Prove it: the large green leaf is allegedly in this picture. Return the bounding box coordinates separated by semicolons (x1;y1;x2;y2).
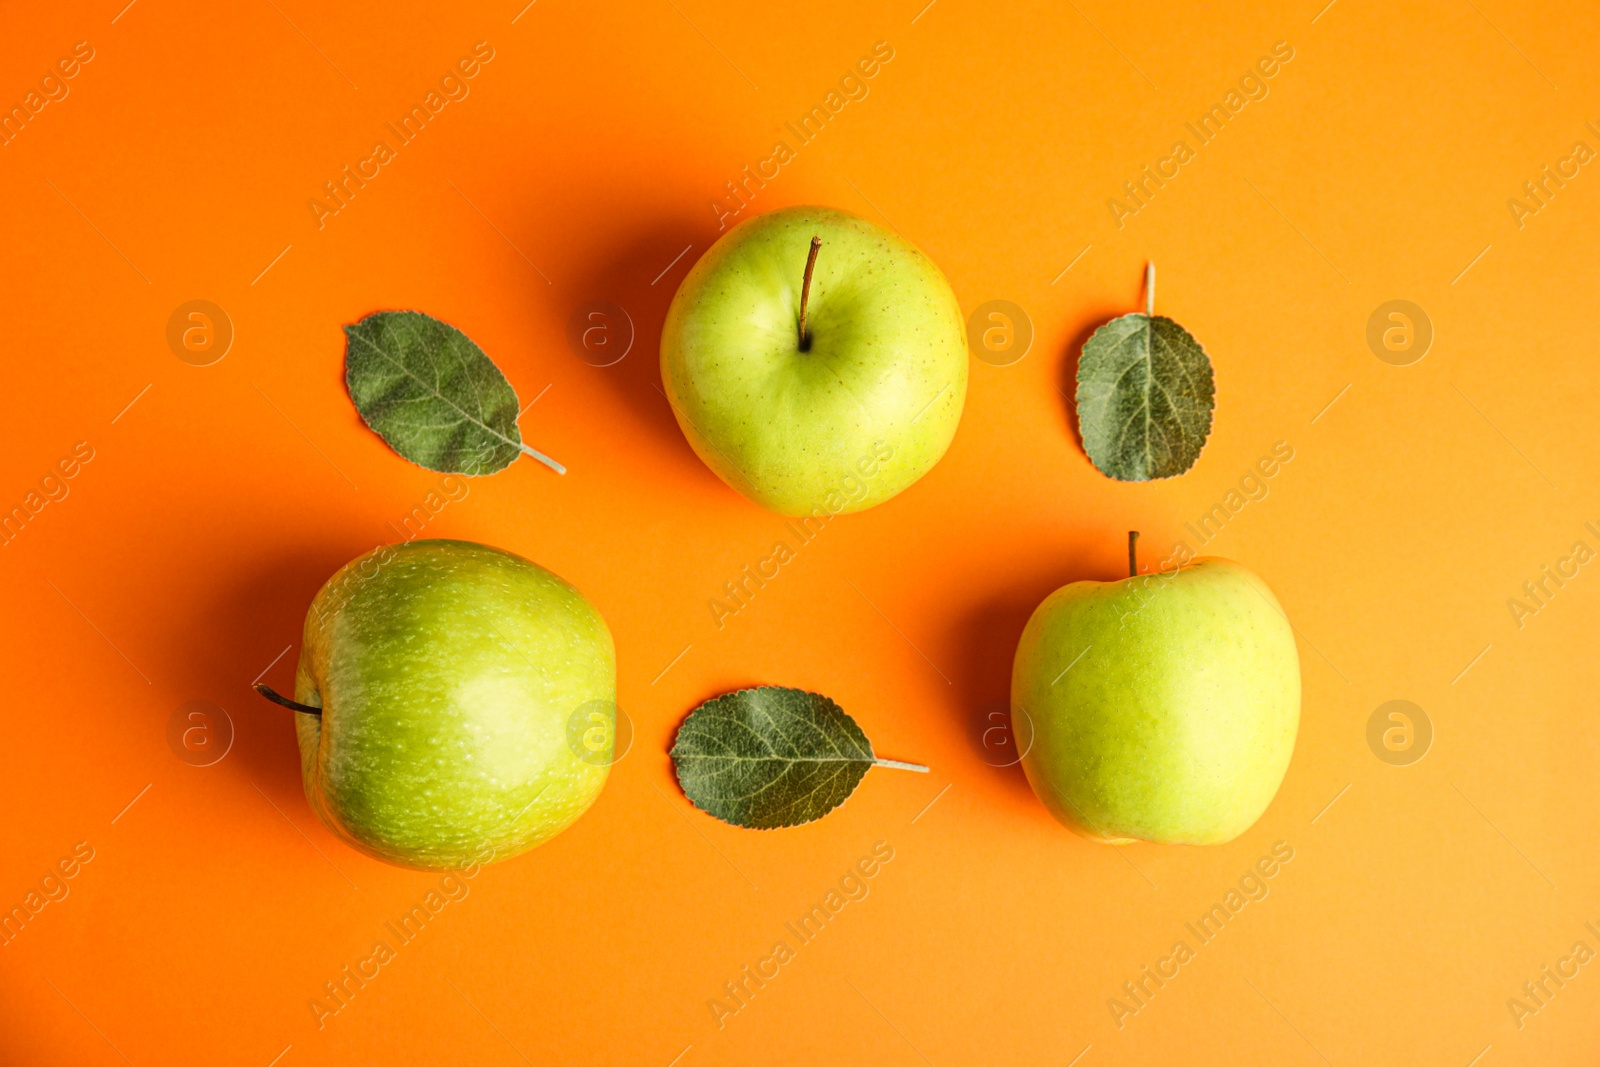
1075;312;1214;481
669;686;926;829
344;310;563;475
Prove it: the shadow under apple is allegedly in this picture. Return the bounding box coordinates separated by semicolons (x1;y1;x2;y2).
557;222;710;465
943;543;1109;809
183;544;366;798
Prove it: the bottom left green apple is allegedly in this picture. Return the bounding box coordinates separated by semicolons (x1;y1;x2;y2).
266;539;616;871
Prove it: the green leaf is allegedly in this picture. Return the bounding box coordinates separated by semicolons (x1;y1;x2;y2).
1075;312;1214;481
344;310;564;476
669;686;927;829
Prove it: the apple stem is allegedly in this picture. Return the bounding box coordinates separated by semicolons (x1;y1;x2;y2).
873;757;930;773
798;235;822;352
254;683;322;717
1128;530;1139;577
1145;261;1155;316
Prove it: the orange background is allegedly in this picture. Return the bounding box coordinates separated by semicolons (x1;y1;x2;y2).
2;0;1598;1063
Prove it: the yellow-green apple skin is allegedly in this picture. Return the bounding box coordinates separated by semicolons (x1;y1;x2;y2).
660;205;967;516
290;539;615;870
1013;558;1300;845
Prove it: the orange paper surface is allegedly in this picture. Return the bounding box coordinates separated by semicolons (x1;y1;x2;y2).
1;1;1597;1064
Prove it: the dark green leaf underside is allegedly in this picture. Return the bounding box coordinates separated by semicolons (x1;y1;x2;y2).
1076;313;1215;481
670;686;876;829
344;310;526;476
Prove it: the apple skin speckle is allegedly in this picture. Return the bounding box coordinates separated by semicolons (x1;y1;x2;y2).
661;205;967;516
1013;558;1301;846
293;539;615;871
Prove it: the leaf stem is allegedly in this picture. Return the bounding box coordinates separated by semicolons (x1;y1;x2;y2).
517;442;567;475
254;683;322;717
798;235;821;352
1128;530;1139;577
873;757;930;773
1145;261;1155;316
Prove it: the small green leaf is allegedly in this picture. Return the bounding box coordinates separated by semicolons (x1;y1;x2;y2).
1076;312;1214;481
669;686;927;829
344;310;564;476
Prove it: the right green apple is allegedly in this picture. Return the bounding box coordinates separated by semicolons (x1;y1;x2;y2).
1012;554;1300;845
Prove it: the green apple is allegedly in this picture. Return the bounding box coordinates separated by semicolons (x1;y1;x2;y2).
661;205;967;516
271;539;615;871
1012;547;1299;845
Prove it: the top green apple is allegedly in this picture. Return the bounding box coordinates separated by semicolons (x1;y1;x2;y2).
661;205;967;516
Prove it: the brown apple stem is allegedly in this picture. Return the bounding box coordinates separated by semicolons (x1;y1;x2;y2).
797;235;821;352
254;683;322;717
1128;530;1139;577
